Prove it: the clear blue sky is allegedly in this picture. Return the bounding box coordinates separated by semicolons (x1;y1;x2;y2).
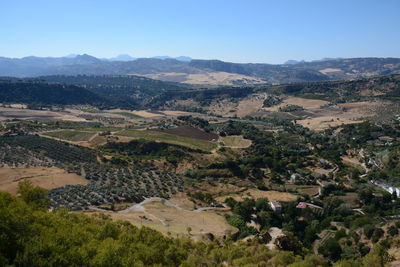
1;0;399;63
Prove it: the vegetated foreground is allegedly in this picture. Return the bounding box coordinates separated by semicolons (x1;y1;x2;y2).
1;73;400;265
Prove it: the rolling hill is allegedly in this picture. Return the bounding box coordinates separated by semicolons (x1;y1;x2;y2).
0;55;399;85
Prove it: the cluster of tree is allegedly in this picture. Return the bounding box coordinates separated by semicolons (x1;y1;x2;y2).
266;74;400;102
177;115;210;130
0;80;115;108
212;121;314;181
49;164;184;210
147;86;255;108
262;95;283;108
278;104;304;112
187;191;215;205
4;120;102;133
0;134;97;164
0;134;184;209
100;139;194;165
223;195;400;263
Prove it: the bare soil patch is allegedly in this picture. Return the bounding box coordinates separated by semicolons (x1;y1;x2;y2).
0;167;88;194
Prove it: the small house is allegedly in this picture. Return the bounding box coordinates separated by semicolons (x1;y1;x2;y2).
269;201;282;213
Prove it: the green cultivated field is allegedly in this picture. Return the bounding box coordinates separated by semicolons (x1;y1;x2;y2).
43;130;95;142
116;129;217;152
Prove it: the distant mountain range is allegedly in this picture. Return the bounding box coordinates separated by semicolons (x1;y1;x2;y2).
0;54;399;85
103;55;192;62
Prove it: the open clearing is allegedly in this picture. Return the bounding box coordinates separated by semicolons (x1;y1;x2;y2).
285;184;320;196
319;68;342;74
215;188;297;202
43;130;96;142
337;193;360;208
297;100;384;131
141;71;265;86
236;95;265;117
264;97;330;111
341;155;364;169
90;201;237;239
116;129;217;152
297;116;363;131
0;167;88;194
220;135;252;148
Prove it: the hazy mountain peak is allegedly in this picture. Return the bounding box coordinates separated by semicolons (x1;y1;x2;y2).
72;54;101;64
175;56;192;62
152;56;192;61
108;54;136;61
284;59;305;65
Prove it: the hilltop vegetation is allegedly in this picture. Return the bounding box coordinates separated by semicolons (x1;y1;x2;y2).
0;80;108;107
0;75;189;109
267;74;400;102
40;74;188;98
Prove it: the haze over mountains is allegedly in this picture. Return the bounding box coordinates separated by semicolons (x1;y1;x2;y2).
0;54;399;86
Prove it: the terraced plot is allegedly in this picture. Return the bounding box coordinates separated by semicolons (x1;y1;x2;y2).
116;129;217;152
220;135;252;148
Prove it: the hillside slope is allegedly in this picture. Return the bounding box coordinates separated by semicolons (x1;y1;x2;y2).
0;80;108;106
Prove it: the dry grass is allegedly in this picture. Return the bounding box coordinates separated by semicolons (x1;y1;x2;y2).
285;184;320;196
208;99;238;117
0;167;88;194
43;130;96;142
0;107;85;122
116;129;217;152
297;116;363;131
161;110;192;116
215;188;297;203
337;193;360;208
220;135;252;148
341;156;363;168
308;167;336;176
319;68;342;74
389;247;400;267
88;135;107;146
236;95;265;117
141;72;265;86
107;109;161;118
264;97;330;111
90;201;237;240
